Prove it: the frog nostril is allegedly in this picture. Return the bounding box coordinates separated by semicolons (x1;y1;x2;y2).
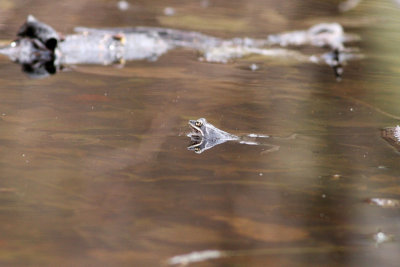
45;38;58;51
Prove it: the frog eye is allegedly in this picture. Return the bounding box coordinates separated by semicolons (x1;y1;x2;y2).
195;121;203;127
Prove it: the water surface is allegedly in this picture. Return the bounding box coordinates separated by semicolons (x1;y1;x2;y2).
0;0;400;266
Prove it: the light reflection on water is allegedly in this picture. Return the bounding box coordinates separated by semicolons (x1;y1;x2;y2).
0;0;400;266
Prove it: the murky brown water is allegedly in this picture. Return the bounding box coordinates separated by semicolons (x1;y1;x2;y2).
1;0;400;266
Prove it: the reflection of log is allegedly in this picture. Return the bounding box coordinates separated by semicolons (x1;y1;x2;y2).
381;127;400;152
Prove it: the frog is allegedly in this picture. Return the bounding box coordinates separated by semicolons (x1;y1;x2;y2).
187;118;279;154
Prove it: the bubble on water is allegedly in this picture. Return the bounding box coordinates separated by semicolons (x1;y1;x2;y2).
164;7;176;16
117;0;129;11
339;0;362;12
250;63;259;71
373;230;394;247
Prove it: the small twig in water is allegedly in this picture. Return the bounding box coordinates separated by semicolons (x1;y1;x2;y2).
165;246;358;266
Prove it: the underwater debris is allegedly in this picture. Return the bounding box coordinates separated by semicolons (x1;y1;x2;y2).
0;16;362;79
367;198;400;208
381;126;400;151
